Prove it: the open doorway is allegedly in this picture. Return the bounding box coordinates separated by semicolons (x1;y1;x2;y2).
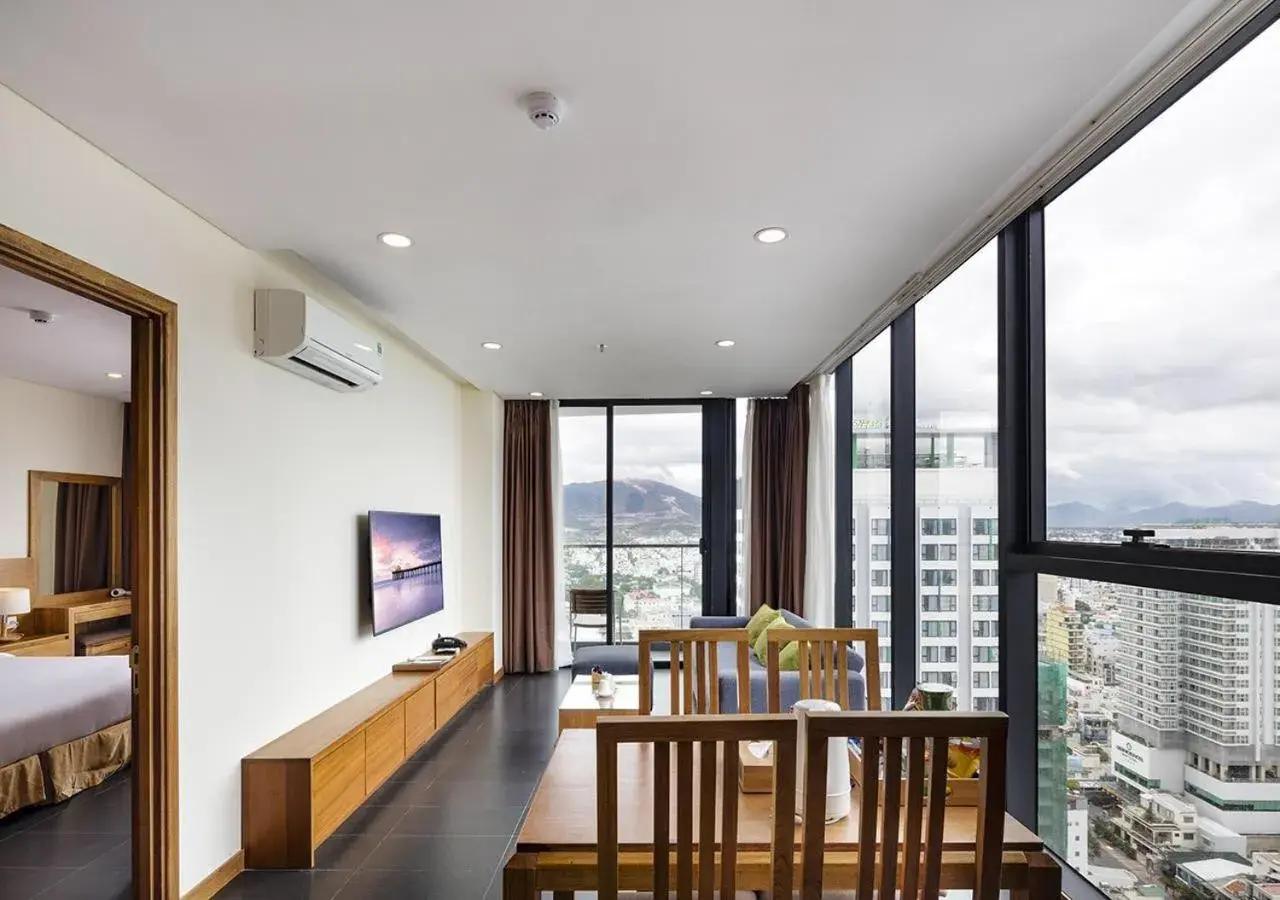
0;225;177;899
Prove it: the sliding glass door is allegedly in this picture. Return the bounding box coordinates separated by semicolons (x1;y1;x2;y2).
611;406;703;640
560;400;734;645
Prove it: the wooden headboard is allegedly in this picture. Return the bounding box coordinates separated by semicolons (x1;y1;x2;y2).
0;557;35;593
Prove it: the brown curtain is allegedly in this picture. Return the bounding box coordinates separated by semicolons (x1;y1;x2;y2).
121;402;134;592
54;484;110;594
502;400;556;673
748;384;810;615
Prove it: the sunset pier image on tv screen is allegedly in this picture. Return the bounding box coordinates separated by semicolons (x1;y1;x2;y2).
369;511;444;635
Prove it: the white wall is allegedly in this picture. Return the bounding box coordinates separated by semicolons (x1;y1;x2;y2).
460;388;504;664
0;376;124;558
0;83;502;891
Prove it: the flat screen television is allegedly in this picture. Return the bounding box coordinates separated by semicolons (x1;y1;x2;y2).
368;510;445;635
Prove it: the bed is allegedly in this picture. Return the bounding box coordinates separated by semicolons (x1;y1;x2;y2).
0;653;133;818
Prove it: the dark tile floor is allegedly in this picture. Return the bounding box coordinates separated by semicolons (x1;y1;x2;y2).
0;669;578;900
218;668;573;900
0;769;132;900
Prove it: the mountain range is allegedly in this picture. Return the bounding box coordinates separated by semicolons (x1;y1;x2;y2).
563;479;701;534
564;479;1280;531
1047;500;1280;528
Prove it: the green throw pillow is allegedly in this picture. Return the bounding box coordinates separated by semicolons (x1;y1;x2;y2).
755;617;798;667
745;603;780;647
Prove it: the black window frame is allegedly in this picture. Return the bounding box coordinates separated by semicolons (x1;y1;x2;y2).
558;398;737;642
832;7;1280;897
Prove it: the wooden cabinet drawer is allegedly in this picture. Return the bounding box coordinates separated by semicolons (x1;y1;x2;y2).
436;656;478;726
312;732;365;844
7;635;72;657
82;634;132;656
404;682;436;753
364;704;405;792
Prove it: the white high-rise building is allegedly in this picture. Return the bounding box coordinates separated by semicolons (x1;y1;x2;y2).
1113;527;1280;843
850;425;998;711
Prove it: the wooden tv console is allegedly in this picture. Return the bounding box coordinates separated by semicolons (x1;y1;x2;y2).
241;631;495;868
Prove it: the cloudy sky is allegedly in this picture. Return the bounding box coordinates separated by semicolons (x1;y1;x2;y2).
560;406;705;496
560;21;1280;513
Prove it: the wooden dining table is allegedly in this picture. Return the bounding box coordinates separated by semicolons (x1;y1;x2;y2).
503;729;1062;898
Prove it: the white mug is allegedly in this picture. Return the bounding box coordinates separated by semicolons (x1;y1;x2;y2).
595;673;615;698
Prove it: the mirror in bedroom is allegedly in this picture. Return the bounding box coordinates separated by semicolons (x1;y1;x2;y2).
31;470;123;599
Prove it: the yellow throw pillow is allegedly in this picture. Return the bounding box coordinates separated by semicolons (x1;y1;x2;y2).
745;603;780;647
755;617;797;666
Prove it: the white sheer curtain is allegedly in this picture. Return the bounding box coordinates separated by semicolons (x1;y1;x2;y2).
803;375;836;626
550;401;572;668
738;400;755;615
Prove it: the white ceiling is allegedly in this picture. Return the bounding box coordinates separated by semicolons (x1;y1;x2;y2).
0;267;131;401
0;1;1213;398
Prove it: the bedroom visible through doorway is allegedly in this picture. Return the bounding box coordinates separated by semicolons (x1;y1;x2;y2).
0;224;178;900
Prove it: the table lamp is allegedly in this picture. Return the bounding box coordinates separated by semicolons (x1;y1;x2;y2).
0;587;31;642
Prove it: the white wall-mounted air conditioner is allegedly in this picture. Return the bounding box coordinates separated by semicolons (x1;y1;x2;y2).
253;289;384;392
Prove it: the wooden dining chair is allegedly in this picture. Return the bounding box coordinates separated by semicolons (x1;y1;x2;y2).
797;710;1009;900
595;713;799;899
638;629;752;715
765;627;883;712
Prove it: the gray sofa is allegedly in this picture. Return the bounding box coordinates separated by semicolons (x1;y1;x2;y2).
690;611;867;713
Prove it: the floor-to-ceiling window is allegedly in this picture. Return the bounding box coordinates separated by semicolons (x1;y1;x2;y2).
916;242;999;712
560;406;608;646
848;331;893;709
559;400;734;644
831;11;1280;898
611;406;703;639
1028;12;1280;896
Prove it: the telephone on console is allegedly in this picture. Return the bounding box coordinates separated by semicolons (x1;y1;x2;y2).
431;634;468;655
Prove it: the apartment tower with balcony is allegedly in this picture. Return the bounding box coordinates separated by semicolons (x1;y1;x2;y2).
851;424;999;711
1112;527;1280;845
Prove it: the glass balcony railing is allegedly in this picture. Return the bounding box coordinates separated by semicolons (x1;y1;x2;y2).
564;542;703;644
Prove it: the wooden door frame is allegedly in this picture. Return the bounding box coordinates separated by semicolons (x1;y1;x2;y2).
0;223;179;899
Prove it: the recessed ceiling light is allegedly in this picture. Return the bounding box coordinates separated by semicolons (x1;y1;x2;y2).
529;391;544;398
700;390;714;396
754;227;788;244
378;232;413;248
105;372;124;379
481;341;502;351
715;339;736;348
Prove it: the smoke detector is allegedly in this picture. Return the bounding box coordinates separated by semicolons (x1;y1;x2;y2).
28;309;55;325
520;91;566;131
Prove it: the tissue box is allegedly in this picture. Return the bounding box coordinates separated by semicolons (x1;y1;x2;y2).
848;743;979;807
737;741;774;793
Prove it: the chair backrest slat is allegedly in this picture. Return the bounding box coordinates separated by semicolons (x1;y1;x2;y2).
653;741;671;897
736;641;751;714
879;736;904;899
639;629;753;715
720;742;739;897
799;729;828;900
596;714;798;900
900;736;927;900
837;645;851;712
857;735;880;900
766;627;883;712
698;741;717;898
771;731;798;898
597;723;620;898
974;726;1008;900
676;739;694;898
922;735;951;900
797;711;1009;900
